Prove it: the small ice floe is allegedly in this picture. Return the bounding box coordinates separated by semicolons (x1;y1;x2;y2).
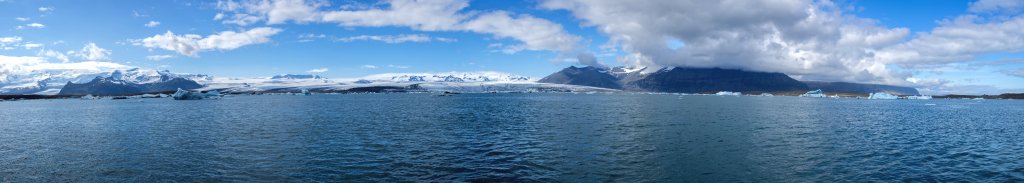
172;88;222;100
715;91;741;96
81;94;101;100
800;89;826;98
760;93;774;96
868;92;898;100
907;95;932;100
925;103;937;106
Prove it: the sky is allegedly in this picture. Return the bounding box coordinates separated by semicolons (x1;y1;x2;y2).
1;0;1024;95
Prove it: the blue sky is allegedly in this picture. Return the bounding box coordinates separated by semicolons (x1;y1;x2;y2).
2;0;1024;94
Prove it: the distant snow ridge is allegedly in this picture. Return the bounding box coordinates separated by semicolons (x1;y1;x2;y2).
269;74;323;79
363;72;531;83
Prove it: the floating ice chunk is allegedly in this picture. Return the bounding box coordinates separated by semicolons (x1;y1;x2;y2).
715;91;741;96
907;95;932;100
81;94;101;100
173;88;220;100
868;92;898;100
800;89;826;98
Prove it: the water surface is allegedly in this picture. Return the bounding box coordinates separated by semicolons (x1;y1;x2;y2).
1;94;1023;182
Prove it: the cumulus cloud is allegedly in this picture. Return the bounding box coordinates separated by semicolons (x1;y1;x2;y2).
214;0;580;53
15;17;29;21
540;0;1024;90
76;43;111;60
542;0;913;84
306;67;328;73
146;55;174;61
575;52;604;68
361;65;377;69
131;27;283;56
336;34;454;44
144;21;161;27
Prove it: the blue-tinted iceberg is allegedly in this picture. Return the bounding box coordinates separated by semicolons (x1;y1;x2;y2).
868;92;898;100
800;89;826;98
172;88;221;100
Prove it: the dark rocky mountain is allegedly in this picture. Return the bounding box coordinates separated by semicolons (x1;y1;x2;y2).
539;66;808;93
538;66;622;89
623;67;809;93
57;77;203;96
803;81;920;96
539;66;922;95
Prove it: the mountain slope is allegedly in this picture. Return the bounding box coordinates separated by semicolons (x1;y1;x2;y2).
539;66;809;93
624;67;809;93
538;66;621;89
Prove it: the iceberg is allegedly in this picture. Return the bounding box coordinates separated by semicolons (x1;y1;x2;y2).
868;92;898;100
800;89;826;98
715;91;741;96
172;88;221;100
81;94;101;100
301;89;311;96
759;93;774;96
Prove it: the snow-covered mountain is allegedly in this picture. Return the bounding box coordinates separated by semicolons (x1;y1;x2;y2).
201;71;611;93
0;67;210;95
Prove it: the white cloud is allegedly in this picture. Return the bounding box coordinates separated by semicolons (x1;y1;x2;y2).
76;43;111;60
22;43;43;50
387;64;409;69
36;49;69;62
361;65;377;69
17;23;46;29
14;17;29;21
131;27;283;56
336;34;453;44
146;55;174;61
38;7;54;13
214;0;579;53
1004;68;1024;78
144;21;161;27
969;0;1024;13
542;0;915;84
306;67;328;73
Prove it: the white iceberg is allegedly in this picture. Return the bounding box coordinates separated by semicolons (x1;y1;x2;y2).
800;89;826;98
301;89;311;96
81;94;101;100
868;92;898;100
715;91;741;96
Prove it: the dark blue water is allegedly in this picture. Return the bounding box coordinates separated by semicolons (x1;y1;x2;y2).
1;94;1023;182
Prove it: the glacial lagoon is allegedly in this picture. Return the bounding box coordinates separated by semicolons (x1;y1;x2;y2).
1;93;1023;182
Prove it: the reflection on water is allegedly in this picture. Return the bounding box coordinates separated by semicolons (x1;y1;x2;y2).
1;94;1023;181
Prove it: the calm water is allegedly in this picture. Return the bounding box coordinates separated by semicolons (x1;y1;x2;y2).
1;94;1023;182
